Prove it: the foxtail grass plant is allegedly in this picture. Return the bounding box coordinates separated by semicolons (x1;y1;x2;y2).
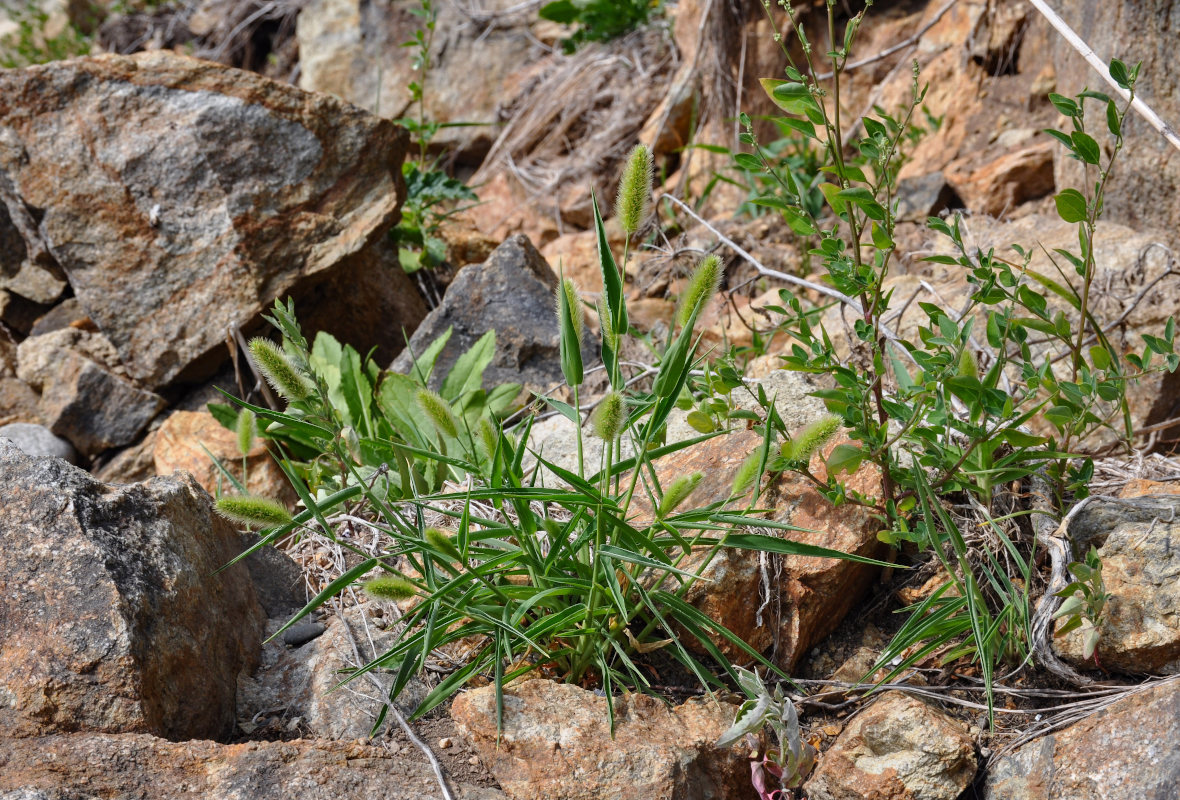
214;157;893;733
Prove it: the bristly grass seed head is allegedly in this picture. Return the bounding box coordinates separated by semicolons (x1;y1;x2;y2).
249;337;313;402
363;574;418;602
216;494;293;528
424;527;463;562
417;389;458;439
591;391;626;441
731;451;762;498
658;471;704;518
236;408;257;457
478;417;499;462
616;144;653;236
598;298;619;354
676;254;722;329
782;415;841;464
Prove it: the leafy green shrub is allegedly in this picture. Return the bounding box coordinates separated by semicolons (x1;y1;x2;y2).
711;1;1177;752
539;0;660;53
394;163;478;273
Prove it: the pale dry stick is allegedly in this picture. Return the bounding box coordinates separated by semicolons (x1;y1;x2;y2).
658;192;920;367
335;614;457;800
1029;0;1180;154
992;674;1180;760
814;0;961;81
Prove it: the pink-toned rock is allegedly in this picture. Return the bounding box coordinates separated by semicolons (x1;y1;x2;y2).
805;692;977;800
451;678;752;800
643;428;886;670
945;140;1055;217
154;409;294;506
0;733;506;800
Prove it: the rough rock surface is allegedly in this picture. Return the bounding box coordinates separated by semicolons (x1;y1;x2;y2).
643;426;884;671
0;50;420;389
37;349;166;455
153;409;294;506
0;421;76;463
1053;495;1180;673
804;692;977;800
451;678;752;800
391;234;594;393
297;0;536;160
944;140;1055;217
983;678;1180;800
0;441;264;741
0;733;506;800
238;606;431;741
1052;1;1180;234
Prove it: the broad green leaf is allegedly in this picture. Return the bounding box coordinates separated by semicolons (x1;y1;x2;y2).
1070;131;1101;165
409;326;452;386
1054;189;1088;223
1109;58;1130;90
441;330;496;403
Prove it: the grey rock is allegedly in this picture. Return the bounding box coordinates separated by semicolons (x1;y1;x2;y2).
391;234;595;393
16;326;127;391
0;441;265;741
28;297;85;337
894;173;962;222
0;421;77;463
281;622;327;648
244;538;308;619
1053;495;1180;673
0;51;423;390
38;349;166;456
983;678;1180;800
238;606;431;742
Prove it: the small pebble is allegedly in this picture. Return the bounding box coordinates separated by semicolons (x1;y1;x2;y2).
469;756;480;766
438;737;453;749
282;621;327;648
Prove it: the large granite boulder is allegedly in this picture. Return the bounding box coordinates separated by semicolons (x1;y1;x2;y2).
0;50;424;390
0;440;265;741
